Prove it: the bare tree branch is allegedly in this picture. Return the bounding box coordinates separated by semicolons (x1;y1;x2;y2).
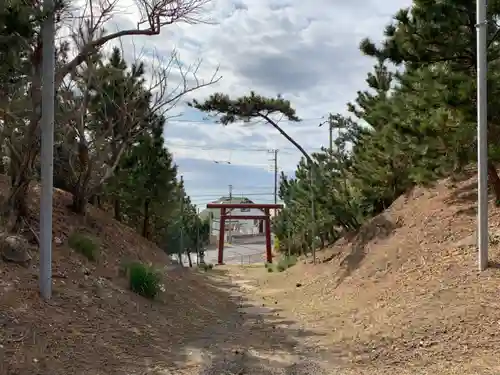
57;0;213;85
146;48;222;116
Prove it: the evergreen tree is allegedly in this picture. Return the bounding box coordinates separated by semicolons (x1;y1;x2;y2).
360;0;500;200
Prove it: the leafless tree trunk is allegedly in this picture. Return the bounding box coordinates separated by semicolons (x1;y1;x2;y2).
142;199;151;238
186;250;193;267
3;0;217;226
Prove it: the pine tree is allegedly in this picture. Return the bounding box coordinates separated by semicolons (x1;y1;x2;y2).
360;0;500;201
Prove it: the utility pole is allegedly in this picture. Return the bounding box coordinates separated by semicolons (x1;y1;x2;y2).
267;149;279;251
328;121;333;153
208;211;213;249
179;176;184;266
319;116;333;154
40;0;56;300
228;184;232;244
477;0;488;271
267;149;279;204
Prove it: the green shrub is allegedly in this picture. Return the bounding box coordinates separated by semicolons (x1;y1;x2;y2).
276;263;286;272
284;255;298;267
119;259;133;277
198;263;214;271
128;262;161;299
68;232;99;261
267;266;274;273
276;255;298;272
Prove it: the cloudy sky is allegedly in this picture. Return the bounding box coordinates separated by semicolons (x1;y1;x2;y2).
110;0;412;208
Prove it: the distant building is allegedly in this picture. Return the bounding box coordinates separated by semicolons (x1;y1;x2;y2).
199;196;269;244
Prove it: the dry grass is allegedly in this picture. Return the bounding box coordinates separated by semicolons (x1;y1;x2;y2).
5;170;500;374
0;175;329;374
0;175;232;374
225;171;500;374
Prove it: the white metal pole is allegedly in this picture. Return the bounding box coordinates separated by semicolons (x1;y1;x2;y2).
40;0;55;300
477;0;488;271
180;176;184;265
196;207;200;265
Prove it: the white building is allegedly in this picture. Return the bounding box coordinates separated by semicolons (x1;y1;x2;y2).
200;196;270;244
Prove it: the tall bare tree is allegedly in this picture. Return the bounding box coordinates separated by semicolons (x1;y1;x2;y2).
1;0;216;229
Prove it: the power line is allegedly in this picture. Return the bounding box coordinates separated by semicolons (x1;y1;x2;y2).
195;185;275;190
167;116;326;124
165;143;323;154
189;192;274;198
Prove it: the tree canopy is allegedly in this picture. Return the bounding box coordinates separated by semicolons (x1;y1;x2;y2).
191;0;499;256
0;0;213;262
2;0;498;263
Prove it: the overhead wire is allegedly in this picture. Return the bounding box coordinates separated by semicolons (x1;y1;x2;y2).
169;116;322;204
166;116;326;124
191;195;277;200
195;185;275;190
164;116;327;154
164;143;323;153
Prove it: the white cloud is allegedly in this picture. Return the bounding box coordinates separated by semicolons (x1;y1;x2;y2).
111;0;412;163
68;0;414;199
163;119;324;172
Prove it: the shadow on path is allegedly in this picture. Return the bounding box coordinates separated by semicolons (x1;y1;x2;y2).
188;267;331;374
1;263;328;375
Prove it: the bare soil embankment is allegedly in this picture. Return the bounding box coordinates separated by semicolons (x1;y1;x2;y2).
0;176;327;374
227;172;500;374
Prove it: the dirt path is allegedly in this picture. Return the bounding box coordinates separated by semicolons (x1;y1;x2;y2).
189;266;496;375
188;268;331;375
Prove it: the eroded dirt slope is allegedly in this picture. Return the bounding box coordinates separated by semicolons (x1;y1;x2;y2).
0;176;225;374
228;172;500;374
0;176;334;375
5;171;500;374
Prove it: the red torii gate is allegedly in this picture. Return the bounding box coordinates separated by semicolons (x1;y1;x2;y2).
206;203;283;264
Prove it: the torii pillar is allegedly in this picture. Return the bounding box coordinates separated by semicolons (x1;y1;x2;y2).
206;203;283;265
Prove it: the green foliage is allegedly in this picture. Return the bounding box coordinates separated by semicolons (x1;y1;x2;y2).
128;262;161;299
68;232;99;261
189;91;300;125
190;0;500;256
190;91;310;160
198;263;214;272
6;0;500;280
52;47;207;260
278;255;297;270
263;256;296;273
118;259;133;277
265;262;274;273
0;1;216;241
276;263;286;272
273;255;297;272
